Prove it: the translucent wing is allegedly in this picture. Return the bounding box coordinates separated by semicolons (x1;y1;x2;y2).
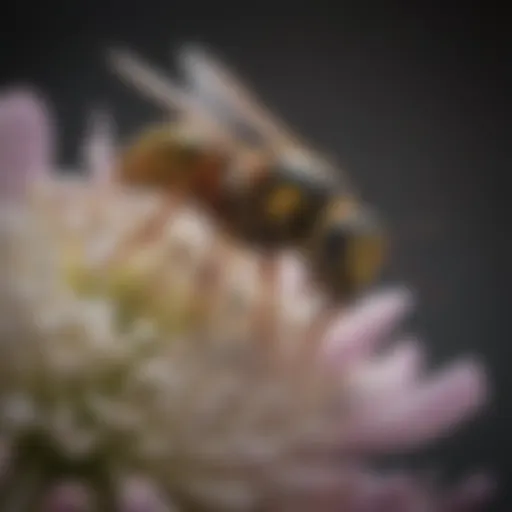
107;47;240;150
178;44;351;190
178;44;306;150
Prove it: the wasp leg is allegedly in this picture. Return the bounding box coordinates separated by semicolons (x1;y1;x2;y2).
107;193;184;266
254;252;281;349
300;300;342;366
189;234;232;339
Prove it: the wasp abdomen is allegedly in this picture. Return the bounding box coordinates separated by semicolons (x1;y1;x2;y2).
310;201;386;301
228;161;331;250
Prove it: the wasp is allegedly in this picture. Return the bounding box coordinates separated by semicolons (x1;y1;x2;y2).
107;45;386;306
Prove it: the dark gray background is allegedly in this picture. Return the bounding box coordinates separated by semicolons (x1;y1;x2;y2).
1;2;509;509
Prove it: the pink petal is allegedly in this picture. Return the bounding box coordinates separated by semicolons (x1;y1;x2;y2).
344;358;489;454
374;339;425;390
41;481;94;512
353;474;424;512
442;472;496;511
267;468;366;512
322;288;413;366
0;87;55;200
118;476;177;512
348;339;425;405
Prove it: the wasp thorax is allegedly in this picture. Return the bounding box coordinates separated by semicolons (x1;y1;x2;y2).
117;124;226;196
175;123;217;148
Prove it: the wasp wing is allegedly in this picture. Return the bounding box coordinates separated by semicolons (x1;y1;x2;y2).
107;47;241;150
177;44;352;190
176;44;276;149
178;44;304;149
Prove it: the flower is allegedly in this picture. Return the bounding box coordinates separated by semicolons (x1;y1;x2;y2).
0;87;495;511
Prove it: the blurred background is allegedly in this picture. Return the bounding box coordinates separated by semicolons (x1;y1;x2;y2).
0;2;508;509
